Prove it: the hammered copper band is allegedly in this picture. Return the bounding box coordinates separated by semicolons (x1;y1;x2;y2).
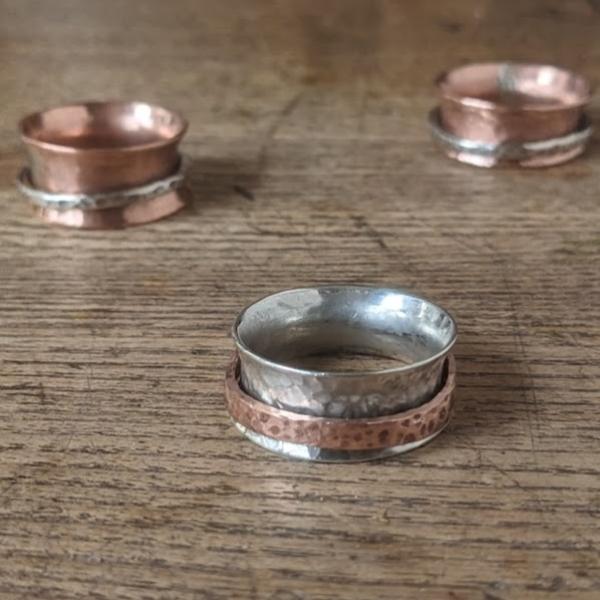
225;354;456;451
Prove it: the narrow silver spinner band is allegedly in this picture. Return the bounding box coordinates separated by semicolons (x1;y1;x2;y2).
16;163;185;211
428;108;592;162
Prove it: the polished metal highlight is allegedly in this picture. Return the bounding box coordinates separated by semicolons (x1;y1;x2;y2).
232;286;457;419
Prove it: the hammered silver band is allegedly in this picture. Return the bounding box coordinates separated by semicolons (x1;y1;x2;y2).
16;163;185;211
232;286;457;419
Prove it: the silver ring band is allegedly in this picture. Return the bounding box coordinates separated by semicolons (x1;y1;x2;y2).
232;286;457;419
16;162;185;211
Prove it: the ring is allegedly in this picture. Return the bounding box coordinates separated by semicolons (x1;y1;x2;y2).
18;100;188;228
431;62;591;167
227;285;457;461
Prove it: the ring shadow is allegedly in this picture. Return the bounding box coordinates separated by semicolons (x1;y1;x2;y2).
180;155;262;215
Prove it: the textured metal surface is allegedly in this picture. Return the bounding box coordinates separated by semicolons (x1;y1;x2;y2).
429;109;592;168
233;422;443;463
233;286;457;418
435;63;590;144
225;353;455;451
17;163;185;211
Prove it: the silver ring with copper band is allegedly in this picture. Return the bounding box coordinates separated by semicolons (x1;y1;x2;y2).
226;286;458;462
17;101;188;229
430;63;592;168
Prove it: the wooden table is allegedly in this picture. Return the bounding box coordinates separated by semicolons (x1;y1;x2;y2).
1;1;599;598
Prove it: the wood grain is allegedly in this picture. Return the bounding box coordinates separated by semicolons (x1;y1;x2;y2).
1;1;599;598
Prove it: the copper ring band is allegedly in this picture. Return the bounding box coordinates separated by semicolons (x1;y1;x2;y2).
435;63;591;143
19;101;187;194
225;353;456;451
16;162;185;211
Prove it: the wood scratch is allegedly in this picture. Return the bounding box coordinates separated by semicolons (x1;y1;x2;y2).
351;214;389;251
501;258;541;456
257;91;305;170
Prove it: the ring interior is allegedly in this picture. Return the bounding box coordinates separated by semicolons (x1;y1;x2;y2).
441;64;589;109
235;287;456;372
20;102;185;150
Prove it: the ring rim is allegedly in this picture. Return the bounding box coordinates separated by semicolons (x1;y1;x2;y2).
19;100;188;155
232;285;457;379
435;62;592;113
